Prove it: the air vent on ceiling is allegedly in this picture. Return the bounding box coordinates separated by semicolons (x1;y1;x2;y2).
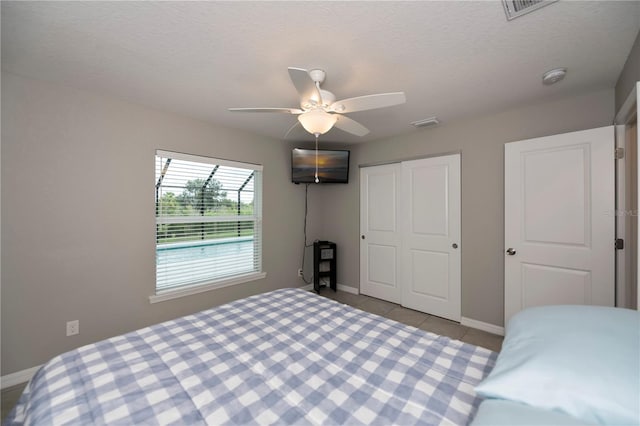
502;0;558;20
411;117;439;128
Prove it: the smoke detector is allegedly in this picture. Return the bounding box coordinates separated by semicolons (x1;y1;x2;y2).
542;68;567;85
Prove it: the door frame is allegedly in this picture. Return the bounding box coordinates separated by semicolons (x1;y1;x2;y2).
614;82;639;309
358;150;463;169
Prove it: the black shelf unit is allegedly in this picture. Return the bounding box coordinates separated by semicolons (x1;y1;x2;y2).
313;241;337;293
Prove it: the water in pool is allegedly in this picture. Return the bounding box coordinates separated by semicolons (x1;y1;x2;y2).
157;238;255;290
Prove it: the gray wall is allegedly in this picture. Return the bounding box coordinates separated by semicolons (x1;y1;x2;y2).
615;30;640;114
319;89;614;327
1;72;320;375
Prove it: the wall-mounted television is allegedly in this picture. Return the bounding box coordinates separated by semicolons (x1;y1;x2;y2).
291;148;350;184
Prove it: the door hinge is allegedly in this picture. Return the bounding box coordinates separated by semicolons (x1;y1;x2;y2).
615;238;624;250
615;147;625;159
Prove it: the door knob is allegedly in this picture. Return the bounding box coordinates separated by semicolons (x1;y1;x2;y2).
361;235;365;240
506;248;516;256
452;243;458;249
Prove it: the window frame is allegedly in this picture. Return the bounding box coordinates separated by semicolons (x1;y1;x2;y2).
149;150;265;304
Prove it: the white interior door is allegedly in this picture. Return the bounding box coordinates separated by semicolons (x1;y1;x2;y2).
505;126;615;324
360;163;402;303
401;155;461;321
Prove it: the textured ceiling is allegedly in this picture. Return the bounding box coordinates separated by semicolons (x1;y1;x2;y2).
2;1;639;143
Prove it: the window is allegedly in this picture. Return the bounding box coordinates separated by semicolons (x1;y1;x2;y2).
151;150;264;302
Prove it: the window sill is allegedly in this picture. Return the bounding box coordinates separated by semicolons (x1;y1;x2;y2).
149;272;267;304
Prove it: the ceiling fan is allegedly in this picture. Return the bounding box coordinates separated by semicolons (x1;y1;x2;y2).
229;67;406;138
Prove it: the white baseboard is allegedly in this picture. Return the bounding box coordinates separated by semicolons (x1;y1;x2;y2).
1;365;40;390
298;283;359;295
461;317;504;336
337;284;359;294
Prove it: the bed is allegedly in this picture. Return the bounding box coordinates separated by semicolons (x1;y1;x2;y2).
6;288;497;425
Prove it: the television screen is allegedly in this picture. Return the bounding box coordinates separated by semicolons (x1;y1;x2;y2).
291;148;350;184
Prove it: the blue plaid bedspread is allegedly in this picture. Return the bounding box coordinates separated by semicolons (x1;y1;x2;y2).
7;288;496;425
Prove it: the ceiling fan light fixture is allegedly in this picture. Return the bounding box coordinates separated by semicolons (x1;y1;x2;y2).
298;109;337;135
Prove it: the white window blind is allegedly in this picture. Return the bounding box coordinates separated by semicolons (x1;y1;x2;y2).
155;150;263;295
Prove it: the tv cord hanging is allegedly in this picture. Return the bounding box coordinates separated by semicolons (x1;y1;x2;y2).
300;183;313;284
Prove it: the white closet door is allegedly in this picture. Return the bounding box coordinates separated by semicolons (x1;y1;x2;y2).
504;126;615;324
400;154;461;321
360;163;402;303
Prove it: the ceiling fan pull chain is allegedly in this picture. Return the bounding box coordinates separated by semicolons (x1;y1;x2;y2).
314;133;320;183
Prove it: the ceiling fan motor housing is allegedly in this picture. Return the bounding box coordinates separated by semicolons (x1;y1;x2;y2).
302;89;336;110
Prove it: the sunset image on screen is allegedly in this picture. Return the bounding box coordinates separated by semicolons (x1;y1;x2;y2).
292;149;349;183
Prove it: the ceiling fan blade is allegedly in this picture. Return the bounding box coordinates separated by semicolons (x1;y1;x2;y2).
288;67;322;104
329;92;406;113
284;121;303;139
334;114;369;137
228;107;303;114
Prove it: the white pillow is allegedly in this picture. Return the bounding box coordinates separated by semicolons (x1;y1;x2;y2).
475;305;640;425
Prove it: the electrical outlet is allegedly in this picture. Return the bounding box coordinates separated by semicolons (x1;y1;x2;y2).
66;320;79;336
297;269;303;277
